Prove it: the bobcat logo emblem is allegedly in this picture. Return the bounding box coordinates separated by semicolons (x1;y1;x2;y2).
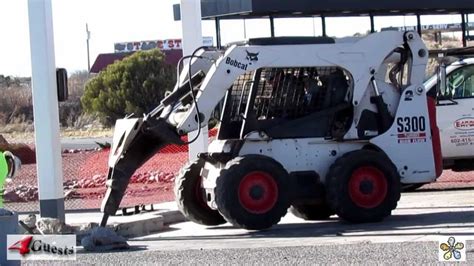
246;50;259;62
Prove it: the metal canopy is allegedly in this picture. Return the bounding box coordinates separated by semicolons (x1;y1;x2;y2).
199;0;474;19
173;1;473;48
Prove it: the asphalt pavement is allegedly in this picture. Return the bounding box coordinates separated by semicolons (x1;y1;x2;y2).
22;189;474;265
71;241;474;264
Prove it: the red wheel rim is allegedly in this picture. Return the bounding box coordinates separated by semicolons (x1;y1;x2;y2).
348;166;388;209
238;171;278;214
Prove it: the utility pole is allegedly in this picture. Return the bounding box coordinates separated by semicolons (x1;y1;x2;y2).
180;0;208;161
27;0;65;221
86;23;91;72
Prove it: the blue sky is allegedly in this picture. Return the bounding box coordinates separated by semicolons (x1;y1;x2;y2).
0;0;470;77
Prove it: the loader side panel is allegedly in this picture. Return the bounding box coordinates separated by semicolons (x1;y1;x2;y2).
427;96;443;177
236;139;364;182
370;87;437;184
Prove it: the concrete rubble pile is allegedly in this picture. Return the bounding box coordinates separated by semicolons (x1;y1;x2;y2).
19;215;130;251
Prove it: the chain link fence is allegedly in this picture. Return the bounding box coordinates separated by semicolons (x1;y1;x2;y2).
4;129;219;213
3;128;474;213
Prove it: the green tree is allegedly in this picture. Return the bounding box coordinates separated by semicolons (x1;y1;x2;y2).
81;49;176;125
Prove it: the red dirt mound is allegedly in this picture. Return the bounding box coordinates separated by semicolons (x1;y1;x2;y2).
0;143;36;164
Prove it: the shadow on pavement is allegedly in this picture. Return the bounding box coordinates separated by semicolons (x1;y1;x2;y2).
77;245;148;254
413;186;474;193
133;209;474;242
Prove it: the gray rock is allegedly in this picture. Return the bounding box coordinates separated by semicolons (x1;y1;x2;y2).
71;222;98;245
22;214;37;228
78;222;99;232
3;189;23;202
35;218;75;234
81;227;129;252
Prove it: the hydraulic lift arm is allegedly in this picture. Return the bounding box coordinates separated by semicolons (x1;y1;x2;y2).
100;48;222;226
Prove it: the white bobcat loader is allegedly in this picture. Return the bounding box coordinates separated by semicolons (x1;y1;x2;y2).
99;31;443;230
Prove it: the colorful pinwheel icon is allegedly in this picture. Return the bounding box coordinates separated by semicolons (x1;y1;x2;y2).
440;237;465;260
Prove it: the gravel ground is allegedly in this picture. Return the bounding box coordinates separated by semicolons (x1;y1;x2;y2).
23;241;474;265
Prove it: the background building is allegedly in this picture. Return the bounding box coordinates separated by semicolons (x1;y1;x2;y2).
90;37;213;73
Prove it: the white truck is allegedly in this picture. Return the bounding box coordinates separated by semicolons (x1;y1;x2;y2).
402;53;474;191
425;55;474;172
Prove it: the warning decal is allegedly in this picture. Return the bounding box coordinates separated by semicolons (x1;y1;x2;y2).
396;116;427;144
397;132;427;143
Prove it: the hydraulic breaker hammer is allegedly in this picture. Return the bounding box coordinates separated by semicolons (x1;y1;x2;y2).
99;47;219;227
100;117;183;226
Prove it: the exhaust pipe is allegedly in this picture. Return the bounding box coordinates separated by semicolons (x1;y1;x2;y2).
100;117;183;226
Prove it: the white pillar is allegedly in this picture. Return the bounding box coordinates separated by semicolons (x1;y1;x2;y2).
180;0;208;161
27;0;65;221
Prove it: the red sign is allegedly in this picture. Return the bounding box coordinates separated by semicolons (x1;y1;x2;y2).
454;117;474;131
114;37;214;53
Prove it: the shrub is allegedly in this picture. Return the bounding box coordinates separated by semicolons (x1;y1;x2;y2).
0;86;33;125
81;49;176;126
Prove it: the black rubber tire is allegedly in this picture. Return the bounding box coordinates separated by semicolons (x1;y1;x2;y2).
402;183;426;192
289;202;334;220
174;159;226;226
326;150;401;223
215;155;290;230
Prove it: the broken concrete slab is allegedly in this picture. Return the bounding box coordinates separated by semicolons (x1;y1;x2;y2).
112;215;164;238
162;210;185;225
19;202;186;239
73;222;101;245
36;217;75;235
23;213;37;228
66;207;183;238
81;226;129;252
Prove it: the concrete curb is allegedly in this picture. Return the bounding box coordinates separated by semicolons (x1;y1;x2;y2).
162;210;186;225
70;209;186;239
111;210;186;238
112;215;164;238
19;202;187;239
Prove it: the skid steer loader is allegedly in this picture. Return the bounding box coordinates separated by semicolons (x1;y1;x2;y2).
99;31;443;230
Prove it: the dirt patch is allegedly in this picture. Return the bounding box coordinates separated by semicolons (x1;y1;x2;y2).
0;137;36;164
4;149;184;211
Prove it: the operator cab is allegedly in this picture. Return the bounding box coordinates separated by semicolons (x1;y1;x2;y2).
218;66;353;140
